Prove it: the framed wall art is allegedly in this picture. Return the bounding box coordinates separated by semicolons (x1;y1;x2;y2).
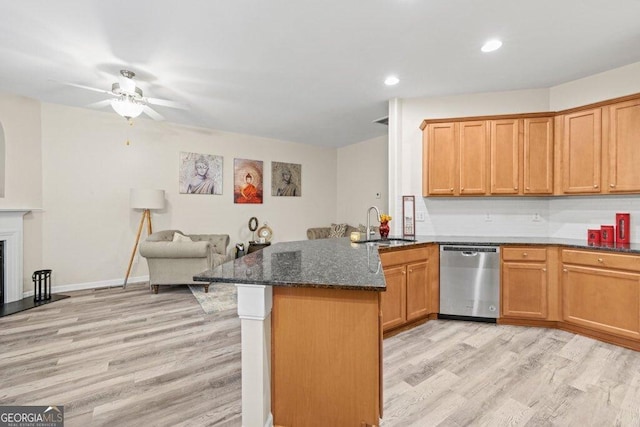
402;195;415;236
234;158;263;204
272;161;301;197
179;152;223;195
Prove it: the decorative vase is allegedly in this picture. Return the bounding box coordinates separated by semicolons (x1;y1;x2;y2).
379;221;390;239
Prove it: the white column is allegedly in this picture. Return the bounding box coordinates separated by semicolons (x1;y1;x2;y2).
235;284;274;427
388;98;403;236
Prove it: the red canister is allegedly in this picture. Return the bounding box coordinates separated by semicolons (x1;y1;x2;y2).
587;229;601;246
601;225;615;245
616;213;630;244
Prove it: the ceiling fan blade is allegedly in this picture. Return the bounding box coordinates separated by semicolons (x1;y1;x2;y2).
146;97;189;110
143;105;165;121
86;99;112;109
58;81;113;95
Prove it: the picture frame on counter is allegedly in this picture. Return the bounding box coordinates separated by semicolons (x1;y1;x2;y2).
402;195;415;236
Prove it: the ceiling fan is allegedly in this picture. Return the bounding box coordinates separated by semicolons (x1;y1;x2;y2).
63;69;188;123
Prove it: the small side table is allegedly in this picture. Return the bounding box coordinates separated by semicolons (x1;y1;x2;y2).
247;241;271;254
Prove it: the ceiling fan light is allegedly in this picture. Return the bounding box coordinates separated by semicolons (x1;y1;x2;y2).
111;97;144;119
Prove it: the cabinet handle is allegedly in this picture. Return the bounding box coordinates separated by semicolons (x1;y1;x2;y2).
563;268;568;273
610;183;616;188
461;187;464;191
593;184;599;188
409;269;413;273
542;268;547;272
526;187;530;190
598;258;604;263
522;252;528;257
402;271;406;275
514;187;518;190
450;188;454;192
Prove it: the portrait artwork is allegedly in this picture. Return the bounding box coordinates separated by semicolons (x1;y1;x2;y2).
271;161;301;197
234;158;263;204
179;152;223;195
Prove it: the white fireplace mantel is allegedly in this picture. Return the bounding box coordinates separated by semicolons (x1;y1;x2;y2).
0;209;31;303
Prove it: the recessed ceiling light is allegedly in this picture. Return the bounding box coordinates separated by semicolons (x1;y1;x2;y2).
384;76;400;86
481;39;502;53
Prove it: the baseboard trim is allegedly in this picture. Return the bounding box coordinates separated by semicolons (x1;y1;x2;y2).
22;275;149;298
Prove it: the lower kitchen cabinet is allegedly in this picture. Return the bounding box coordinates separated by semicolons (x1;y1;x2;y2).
501;247;549;320
379;245;439;332
562;249;640;341
500;246;562;324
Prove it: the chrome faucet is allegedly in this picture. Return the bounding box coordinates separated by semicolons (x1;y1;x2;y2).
366;206;380;239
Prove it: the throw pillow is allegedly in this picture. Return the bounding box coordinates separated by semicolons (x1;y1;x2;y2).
328;223;347;238
172;232;193;242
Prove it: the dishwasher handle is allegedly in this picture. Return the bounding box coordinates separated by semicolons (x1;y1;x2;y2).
461;251;478;256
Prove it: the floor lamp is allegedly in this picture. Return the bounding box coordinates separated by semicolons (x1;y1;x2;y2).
124;188;165;288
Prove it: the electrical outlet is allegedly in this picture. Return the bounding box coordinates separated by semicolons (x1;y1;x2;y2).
416;212;425;221
485;213;492;222
533;213;541;222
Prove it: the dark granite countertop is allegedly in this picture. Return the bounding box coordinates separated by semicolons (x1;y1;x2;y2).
193;238;386;291
377;235;640;254
194;234;640;291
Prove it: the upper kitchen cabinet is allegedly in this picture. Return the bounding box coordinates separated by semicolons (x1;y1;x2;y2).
422;120;489;196
523;117;554;194
559;108;602;194
459;121;489;195
604;99;640;193
423;122;457;195
490;119;520;195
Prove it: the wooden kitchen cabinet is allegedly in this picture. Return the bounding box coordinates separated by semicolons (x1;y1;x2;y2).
459;121;489;195
380;245;439;332
523;117;554;194
424;115;553;197
562;249;640;341
560;108;602;194
501;247;548;320
424;122;457;195
490;119;520;195
604;99;640;193
422;120;488;196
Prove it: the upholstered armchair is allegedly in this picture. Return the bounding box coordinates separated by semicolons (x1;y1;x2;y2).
139;230;232;294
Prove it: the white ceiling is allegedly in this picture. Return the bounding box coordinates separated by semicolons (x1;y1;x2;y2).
1;1;639;147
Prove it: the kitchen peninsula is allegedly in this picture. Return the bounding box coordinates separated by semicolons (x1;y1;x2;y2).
194;238;386;427
196;235;640;426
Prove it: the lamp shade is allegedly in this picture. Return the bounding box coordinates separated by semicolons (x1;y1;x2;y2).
130;189;165;210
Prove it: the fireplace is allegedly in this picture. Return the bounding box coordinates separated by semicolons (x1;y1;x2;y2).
0;240;4;305
0;210;29;304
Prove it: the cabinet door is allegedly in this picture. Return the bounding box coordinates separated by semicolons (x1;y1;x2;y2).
425;123;457;195
524;117;554;194
459;121;489;195
490;119;520;194
406;260;429;322
607;99;640;193
562;265;640;340
502;261;548;319
561;109;601;193
381;265;406;331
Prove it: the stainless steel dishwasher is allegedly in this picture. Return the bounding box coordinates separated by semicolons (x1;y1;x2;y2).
439;245;500;322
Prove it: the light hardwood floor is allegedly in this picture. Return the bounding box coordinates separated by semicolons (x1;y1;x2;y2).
2;284;640;426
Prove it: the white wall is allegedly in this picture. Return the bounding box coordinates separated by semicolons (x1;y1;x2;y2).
35;103;337;291
391;61;640;241
336;135;388;227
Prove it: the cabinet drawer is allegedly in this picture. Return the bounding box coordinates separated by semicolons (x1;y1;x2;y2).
502;247;547;262
379;247;429;267
562;249;640;272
